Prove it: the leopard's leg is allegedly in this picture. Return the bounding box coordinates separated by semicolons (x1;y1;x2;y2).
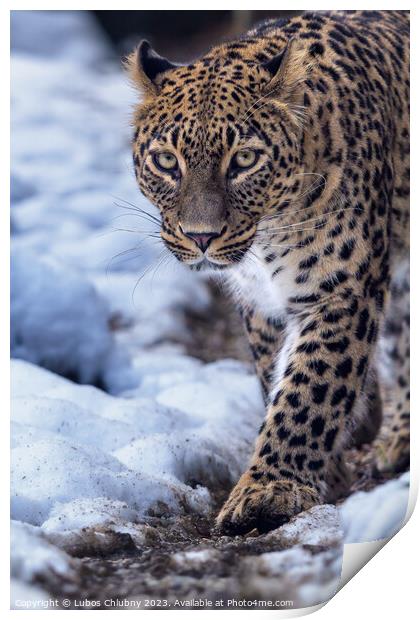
217;294;382;534
350;367;383;448
241;307;286;405
376;262;410;472
324;452;352;502
328;369;383;501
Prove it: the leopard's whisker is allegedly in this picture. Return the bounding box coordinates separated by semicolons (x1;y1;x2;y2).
259;188;349;225
258;206;356;233
131;248;169;307
112;196;161;224
106;244;145;276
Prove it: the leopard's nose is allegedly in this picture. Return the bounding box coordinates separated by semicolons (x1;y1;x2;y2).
183;230;221;253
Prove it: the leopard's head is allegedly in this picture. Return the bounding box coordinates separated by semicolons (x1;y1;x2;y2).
127;39;310;271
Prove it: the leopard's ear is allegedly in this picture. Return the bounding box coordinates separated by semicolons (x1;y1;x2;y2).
261;38;312;102
125;40;178;96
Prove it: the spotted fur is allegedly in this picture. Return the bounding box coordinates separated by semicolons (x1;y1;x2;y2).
127;10;410;534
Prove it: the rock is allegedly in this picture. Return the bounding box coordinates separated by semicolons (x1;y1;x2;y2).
264;504;343;548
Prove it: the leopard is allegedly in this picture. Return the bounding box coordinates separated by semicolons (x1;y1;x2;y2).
126;10;410;534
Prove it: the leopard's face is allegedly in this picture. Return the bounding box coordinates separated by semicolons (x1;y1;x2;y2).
130;42;303;271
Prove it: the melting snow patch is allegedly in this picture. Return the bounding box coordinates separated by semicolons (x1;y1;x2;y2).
11;521;79;585
11;358;258;533
340;472;410;543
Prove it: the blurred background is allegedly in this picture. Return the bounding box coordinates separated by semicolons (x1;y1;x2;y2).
12;10;302;62
91;10;301;60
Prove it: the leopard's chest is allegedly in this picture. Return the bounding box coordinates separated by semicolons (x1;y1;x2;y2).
226;246;297;318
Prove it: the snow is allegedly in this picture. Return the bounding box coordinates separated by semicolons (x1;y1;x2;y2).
340;472;410;543
11;521;79;583
10;9;410;605
11;357;260;528
41;498;162;556
11;248;115;385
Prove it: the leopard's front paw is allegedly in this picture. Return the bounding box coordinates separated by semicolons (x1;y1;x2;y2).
215;472;319;535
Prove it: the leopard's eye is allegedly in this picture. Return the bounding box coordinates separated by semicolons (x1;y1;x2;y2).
153;152;178;171
232;149;258;170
